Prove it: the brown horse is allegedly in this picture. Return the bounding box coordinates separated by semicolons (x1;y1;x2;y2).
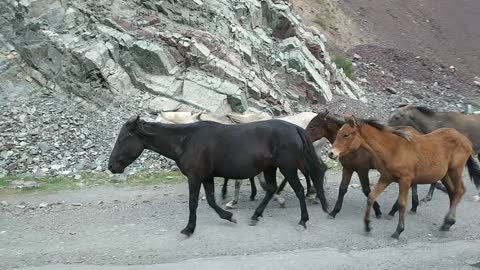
306;111;437;218
389;104;480;200
329;116;480;239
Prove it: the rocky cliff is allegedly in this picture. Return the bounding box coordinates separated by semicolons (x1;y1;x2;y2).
0;0;365;177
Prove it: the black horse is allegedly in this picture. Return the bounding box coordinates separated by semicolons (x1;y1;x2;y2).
108;116;329;236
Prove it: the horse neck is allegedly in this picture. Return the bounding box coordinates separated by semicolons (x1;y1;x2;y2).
326;120;342;144
357;125;404;170
411;111;443;133
142;122;193;161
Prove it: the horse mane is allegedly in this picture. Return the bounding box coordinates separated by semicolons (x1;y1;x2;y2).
126;119;156;137
328;115;345;127
350;118;412;141
413;106;436;116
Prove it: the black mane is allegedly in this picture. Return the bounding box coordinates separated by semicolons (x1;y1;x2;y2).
413;106;436;116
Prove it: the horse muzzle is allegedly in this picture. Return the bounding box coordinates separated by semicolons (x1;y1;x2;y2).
108;164;124;174
328;150;339;160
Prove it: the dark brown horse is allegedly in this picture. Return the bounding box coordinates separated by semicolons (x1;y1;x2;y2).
329;116;480;239
108;116;329;236
305;111;437;218
389;104;480;199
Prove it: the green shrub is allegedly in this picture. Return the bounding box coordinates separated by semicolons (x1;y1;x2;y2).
333;54;354;79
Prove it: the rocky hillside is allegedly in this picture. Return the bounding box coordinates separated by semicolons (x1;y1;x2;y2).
0;0;366;177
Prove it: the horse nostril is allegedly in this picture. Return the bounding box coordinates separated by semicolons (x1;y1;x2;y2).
108;164;113;171
328;151;335;159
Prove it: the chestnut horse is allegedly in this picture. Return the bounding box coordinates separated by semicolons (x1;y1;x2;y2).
306;111;438;218
329;116;480;239
388;104;480;201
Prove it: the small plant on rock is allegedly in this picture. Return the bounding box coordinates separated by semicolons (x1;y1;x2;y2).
333;54;354;79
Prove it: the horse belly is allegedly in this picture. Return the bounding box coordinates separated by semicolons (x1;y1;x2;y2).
413;168;447;184
212;153;272;179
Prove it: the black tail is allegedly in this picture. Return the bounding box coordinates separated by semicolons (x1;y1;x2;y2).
296;127;329;212
467;155;480;190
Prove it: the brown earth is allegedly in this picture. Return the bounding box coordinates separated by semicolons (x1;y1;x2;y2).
291;0;480;81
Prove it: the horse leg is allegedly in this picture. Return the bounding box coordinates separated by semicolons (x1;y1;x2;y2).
250;167;277;226
441;171;465;231
410;184;419;213
226;180;241;209
328;167;353;219
281;168;309;228
203;177;236;223
273;177;287;208
304;171;317;201
389;184;418;216
388;199;399;218
222;178;229;200
365;177;391;233
421;183;437;203
181;178;202;236
358;169;382;218
391;180;410;239
249;177;257;201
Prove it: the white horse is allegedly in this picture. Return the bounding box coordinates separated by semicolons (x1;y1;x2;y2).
155;111;325;209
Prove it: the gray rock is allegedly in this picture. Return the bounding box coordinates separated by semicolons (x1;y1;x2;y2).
37;142;50;152
147;97;181;114
39;202;48;208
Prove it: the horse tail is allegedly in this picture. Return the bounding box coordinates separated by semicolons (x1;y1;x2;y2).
296;127;329;212
466;155;480;190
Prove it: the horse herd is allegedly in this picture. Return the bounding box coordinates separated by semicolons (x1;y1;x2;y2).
108;104;480;239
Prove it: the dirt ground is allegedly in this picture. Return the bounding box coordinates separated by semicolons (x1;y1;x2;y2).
291;0;480;81
1;170;480;269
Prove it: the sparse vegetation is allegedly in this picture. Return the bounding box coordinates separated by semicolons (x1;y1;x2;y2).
0;170;185;195
333;54;354;79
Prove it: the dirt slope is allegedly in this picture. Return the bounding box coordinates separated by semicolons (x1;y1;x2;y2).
291;0;480;81
341;0;480;80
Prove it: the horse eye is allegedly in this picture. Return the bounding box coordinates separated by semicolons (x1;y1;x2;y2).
343;134;350;138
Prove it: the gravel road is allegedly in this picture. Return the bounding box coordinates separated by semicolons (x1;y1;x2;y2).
1;170;480;270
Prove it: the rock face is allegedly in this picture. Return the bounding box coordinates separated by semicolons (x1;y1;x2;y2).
0;0;367;177
0;0;364;114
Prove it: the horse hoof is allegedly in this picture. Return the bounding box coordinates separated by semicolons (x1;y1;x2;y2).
180;227;193;237
364;221;371;233
409;210;417;215
309;198;320;205
249;219;258;226
296;224;307;231
375;214;382;219
440;225;450;231
225;201;237;209
385;214;394;220
275;196;286;206
250;197;255;201
327;212;336;219
230;215;237;224
391;232;400;239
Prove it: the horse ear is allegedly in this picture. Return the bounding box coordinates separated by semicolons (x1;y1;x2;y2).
351;115;359;127
318;109;329;118
126;115;140;131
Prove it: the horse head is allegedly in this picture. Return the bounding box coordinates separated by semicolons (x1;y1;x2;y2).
108;115;147;174
328;115;363;160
